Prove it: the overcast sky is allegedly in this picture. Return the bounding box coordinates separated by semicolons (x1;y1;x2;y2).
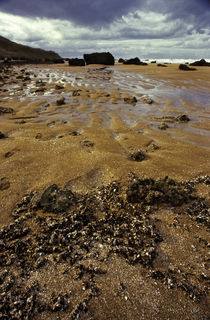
0;0;210;59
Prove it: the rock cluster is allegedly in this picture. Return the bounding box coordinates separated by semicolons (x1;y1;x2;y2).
0;174;209;319
190;59;210;66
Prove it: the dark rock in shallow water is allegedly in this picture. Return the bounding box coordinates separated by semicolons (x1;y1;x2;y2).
190;59;210;66
68;58;85;66
83;52;115;65
123;57;147;65
179;64;196;71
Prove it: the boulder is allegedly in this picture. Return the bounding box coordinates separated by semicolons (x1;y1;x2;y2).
179;64;196;71
118;58;125;63
83;52;115;65
190;59;210;66
68;58;85;66
123;57;148;65
157;64;167;67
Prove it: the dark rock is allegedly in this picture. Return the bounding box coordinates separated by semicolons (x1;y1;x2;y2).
123;57;148;65
179;64;196;71
124;96;137;105
0;106;14;114
56;96;65;106
55;84;64;90
34;184;73;213
176;114;190;122
68;58;85;66
0;131;6;139
157;64;167;67
158;123;169;130
190;59;210;66
83;52;115;65
151;61;156;63
81;140;94;147
128;151;146;162
0;177;10;191
72;89;81;96
118;58;125;63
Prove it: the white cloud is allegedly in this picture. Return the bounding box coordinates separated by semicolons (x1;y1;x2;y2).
0;10;209;59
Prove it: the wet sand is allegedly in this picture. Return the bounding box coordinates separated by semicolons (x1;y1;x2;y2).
0;63;209;319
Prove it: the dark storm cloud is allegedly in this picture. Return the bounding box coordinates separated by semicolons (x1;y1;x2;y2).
0;0;141;26
0;0;209;30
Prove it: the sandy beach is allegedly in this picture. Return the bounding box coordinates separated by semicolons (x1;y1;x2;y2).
0;62;209;319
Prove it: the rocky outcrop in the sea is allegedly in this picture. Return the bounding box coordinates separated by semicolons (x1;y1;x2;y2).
179;64;196;71
68;58;85;66
123;57;148;65
83;52;115;65
190;59;210;66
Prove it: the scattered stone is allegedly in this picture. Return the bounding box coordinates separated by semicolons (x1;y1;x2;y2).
124;96;137;105
128;151;146;162
158;123;169;130
4;151;15;158
56;96;65;106
69;131;80;136
142;97;154;104
0;177;10;191
151;61;156;63
176;114;190;122
35;87;45;93
0;106;14;114
81;140;94;147
35;133;42;139
72;89;81;97
55;84;64;90
157;64;167;67
179;64;196;71
0;131;6;139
